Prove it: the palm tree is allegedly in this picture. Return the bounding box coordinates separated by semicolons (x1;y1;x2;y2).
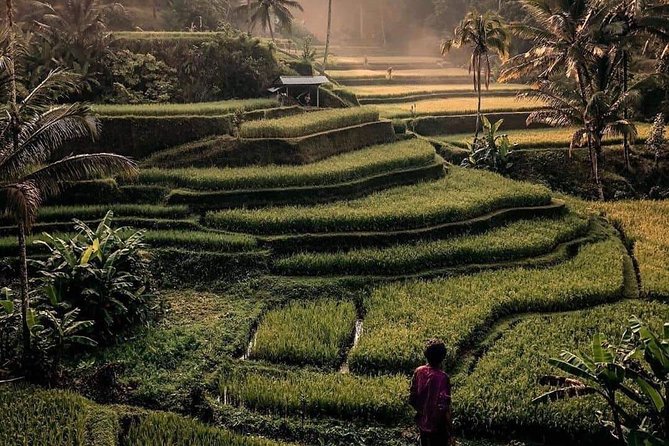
500;0;640;200
441;11;510;142
601;0;669;170
0;20;136;367
323;0;333;68
240;0;303;42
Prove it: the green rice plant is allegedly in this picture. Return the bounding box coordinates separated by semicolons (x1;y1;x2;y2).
31;205;191;224
351;83;531;99
123;412;287;446
219;367;409;423
138;140;436;191
239;107;379;139
440;123;653;149
204;167;552;235
348;239;629;375
92;99;278;117
596;200;669;299
377;97;546;119
143;231;258;252
0;385;118;446
274;214;590;276
250;299;357;368
327;68;470;80
0;230;258;257
454;300;669;440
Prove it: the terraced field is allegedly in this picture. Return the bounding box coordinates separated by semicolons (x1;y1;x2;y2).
2;77;666;446
439;123;654;149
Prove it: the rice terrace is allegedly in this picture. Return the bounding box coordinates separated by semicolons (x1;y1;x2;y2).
0;0;668;446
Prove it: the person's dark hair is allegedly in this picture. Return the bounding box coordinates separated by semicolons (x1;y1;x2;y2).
424;339;447;367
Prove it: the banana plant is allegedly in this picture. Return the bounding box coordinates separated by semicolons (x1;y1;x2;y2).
622;317;669;444
461;115;514;173
535;318;669;445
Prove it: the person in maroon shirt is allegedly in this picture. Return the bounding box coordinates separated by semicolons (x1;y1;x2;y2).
409;339;454;446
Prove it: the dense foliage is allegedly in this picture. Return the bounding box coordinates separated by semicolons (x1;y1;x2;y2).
30;213;153;345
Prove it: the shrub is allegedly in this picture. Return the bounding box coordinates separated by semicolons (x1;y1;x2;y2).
205;167;552;235
113;31;283;102
31;212;153;344
239;107;380;139
220;366;409;423
274;214;590;276
348;239;629;374
99;50;178;104
139;139;436;191
250;299;357;368
454;300;668;441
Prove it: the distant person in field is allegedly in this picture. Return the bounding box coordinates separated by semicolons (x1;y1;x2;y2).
409;339;454;446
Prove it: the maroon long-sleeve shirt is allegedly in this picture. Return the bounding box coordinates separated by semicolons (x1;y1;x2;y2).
409;365;452;433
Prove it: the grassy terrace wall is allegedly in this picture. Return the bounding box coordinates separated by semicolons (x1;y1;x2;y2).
205;168;553;236
70;102;302;159
144;120;396;168
273;215;592;277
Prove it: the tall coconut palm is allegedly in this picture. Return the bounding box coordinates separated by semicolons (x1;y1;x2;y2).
240;0;303;42
441;10;510;142
501;0;641;200
0;22;136;366
323;0;333;68
601;0;669;170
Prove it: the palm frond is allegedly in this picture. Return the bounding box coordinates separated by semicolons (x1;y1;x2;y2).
23;153;138;198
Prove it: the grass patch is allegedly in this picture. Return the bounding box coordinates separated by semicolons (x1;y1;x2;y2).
239;107;379;139
348;239;628;375
92;99;278;117
455;299;669;440
205;167;552;235
596;200;669;298
439;123;653;149
378;97;546;119
220;366;409;423
250;299;357;368
89;289;266;412
0;385;118;446
139;140;436;191
274;214;590;276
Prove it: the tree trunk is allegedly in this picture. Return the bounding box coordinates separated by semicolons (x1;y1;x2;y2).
267;11;275;42
622;51;631;171
608;393;625;444
18;222;30;368
474;55;482;142
323;0;333;68
247;0;252;34
359;3;364;41
590;134;605;201
380;1;386;47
